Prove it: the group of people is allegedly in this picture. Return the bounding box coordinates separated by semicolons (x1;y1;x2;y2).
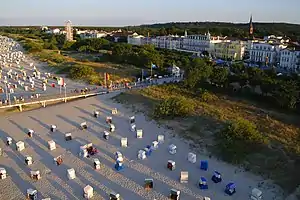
71;87;98;94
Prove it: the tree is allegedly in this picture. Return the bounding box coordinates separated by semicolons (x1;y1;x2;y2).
216;118;268;163
260;77;277;96
78;45;88;52
247;67;264;86
154;96;195;118
230;63;245;74
210;67;229;86
55;34;66;49
272;80;299;109
62;41;76;50
69;65;96;79
185;58;212;88
23;41;43;53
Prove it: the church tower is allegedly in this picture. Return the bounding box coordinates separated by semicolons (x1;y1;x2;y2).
249;14;254;36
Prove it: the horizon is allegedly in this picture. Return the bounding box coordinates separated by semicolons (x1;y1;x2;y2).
0;0;299;26
1;20;300;28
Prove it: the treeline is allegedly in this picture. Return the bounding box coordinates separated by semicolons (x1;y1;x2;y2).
8;28;192;71
63;38;193;70
184;58;300;112
2;21;300;41
128;22;300;40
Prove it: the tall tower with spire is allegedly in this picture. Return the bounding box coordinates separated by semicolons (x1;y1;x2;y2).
249;14;254;36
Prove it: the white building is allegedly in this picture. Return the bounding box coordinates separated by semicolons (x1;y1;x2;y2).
127;33;145;46
279;47;300;70
76;30;88;35
41;26;48;31
150;36;182;50
181;31;224;53
80;32;107;39
52;28;61;34
44;28;61;34
249;42;287;65
168;64;181;77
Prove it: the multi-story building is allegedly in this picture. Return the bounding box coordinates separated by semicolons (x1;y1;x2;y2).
211;40;246;60
181;31;224;52
127;33;145;46
279;47;300;70
45;28;61;34
249;42;287;65
151;36;182;50
80;32;107;39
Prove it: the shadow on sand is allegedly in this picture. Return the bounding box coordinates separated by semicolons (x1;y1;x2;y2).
28;116;50;130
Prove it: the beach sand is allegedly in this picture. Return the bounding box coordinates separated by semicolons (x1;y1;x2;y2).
0;91;285;200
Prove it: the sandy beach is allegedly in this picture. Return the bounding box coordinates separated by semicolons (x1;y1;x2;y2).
0;91;284;200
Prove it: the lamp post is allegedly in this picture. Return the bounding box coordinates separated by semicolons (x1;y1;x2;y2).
64;83;67;102
8;92;11;105
4;80;8;101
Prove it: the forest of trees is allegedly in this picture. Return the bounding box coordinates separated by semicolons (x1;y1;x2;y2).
1;21;300;40
128;22;300;41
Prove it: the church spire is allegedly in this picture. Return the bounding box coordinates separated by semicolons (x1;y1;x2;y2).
249;14;254;36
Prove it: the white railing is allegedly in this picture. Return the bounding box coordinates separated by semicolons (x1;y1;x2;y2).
0;91;107;110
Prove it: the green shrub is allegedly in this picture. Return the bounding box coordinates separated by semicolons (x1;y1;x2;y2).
69;65;96;80
154;96;195;118
88;74;102;85
23;41;43;53
216;118;268;163
37;51;66;64
197;88;218;102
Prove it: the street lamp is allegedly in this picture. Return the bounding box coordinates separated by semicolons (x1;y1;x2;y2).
4;80;8;101
64;83;67;102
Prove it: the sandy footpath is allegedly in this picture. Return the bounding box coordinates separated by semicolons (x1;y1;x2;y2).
0;92;284;200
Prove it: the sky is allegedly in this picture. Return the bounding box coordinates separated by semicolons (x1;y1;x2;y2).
0;0;299;26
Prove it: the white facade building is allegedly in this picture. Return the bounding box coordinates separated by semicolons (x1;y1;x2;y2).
181;32;224;53
76;30;88;35
249;42;287;65
151;36;182;50
127;31;224;54
80;32;107;39
169;65;181;77
279;47;300;70
127;33;145;46
52;28;61;34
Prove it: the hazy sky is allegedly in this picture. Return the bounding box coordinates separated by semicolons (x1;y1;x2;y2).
0;0;299;26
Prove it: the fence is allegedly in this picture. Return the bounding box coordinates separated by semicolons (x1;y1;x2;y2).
0;91;108;111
